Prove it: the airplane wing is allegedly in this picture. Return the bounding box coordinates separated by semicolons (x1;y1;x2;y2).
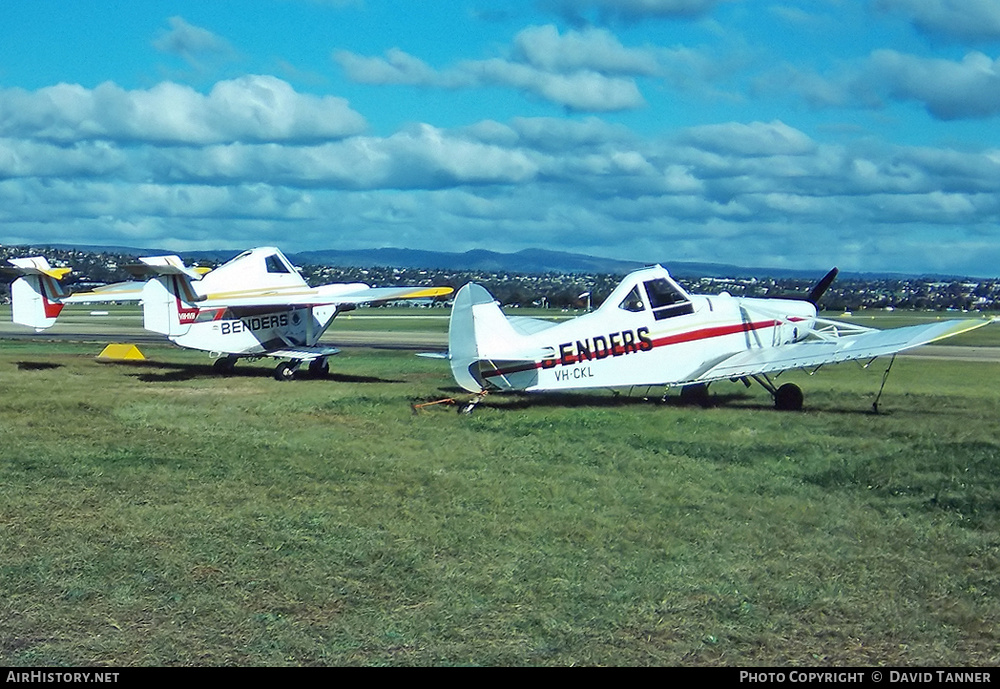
60;281;148;303
195;285;452;309
17;273;451;310
686;318;991;384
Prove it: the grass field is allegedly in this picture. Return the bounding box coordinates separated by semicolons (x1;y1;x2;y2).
1;332;999;667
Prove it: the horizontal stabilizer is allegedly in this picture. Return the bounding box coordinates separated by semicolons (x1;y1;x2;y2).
507;315;559;336
125;255;206;281
3;256;72;280
267;346;342;361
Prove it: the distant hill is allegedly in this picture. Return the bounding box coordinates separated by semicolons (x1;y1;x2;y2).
292;248;860;279
19;242;969;280
290;247;646;274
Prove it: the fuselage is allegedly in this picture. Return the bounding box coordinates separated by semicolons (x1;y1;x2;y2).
172;304;340;355
152;247;361;355
525;294;815;390
458;266;818;392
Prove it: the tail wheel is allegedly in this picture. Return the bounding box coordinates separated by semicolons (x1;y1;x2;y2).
274;362;296;382
774;383;803;411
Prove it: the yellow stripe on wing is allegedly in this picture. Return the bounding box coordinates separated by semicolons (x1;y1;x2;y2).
925;318;993;344
394;287;454;299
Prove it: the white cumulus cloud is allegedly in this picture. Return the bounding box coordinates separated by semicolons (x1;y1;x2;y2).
334;25;653;112
544;0;732;22
867;50;1000;120
152;16;238;71
0;76;367;144
874;0;1000;43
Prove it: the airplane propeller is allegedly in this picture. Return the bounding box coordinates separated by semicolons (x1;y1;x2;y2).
807;267;839;307
771;267;838;306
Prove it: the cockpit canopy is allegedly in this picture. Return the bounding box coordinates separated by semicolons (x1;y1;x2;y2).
200;247;306;293
615;270;694;320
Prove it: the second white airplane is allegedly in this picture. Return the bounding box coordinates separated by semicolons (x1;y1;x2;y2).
7;246;452;380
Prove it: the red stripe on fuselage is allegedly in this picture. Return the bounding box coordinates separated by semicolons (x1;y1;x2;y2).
482;317;804;379
649;318;788;348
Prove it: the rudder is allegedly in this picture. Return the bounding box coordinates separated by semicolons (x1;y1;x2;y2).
5;258;71;331
141;275;199;336
448;283;532;392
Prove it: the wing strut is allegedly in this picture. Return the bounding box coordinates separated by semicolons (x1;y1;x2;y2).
871;354;896;414
751;373;779;396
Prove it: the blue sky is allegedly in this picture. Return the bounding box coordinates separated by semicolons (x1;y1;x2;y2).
2;0;1000;275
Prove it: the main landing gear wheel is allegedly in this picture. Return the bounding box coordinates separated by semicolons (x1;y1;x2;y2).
308;358;330;378
213;356;237;376
274;362;297;382
773;383;803;411
679;383;710;407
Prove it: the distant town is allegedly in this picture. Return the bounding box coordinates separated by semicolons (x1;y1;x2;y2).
2;244;998;313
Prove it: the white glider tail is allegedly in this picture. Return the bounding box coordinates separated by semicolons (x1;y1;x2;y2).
4;257;72;330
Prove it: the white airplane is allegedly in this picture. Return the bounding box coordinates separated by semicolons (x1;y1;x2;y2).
5;246;452;380
446;264;990;411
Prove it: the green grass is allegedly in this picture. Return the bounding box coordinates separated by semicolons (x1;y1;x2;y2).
1;340;999;666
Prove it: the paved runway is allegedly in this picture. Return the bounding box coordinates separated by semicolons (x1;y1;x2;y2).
1;322;997;360
0;321;447;350
891;344;1000;362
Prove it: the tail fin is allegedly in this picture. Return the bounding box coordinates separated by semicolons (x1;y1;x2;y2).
123;255;204;337
4;257;71;330
141;275;200;336
448;283;540;392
